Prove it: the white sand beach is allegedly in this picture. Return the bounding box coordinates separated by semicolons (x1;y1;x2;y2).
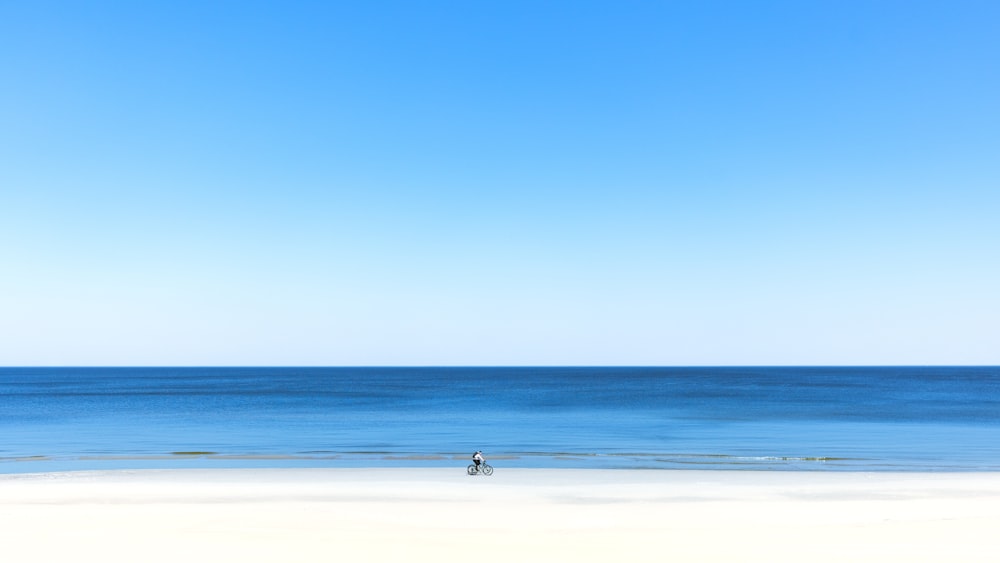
2;468;999;562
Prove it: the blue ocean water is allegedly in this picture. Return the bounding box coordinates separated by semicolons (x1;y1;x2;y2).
2;367;999;473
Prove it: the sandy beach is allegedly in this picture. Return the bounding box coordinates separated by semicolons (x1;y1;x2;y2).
2;469;999;562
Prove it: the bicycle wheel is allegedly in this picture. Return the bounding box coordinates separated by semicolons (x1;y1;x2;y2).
482;464;493;476
467;464;478;475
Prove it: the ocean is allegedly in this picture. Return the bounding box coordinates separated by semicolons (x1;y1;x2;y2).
2;367;998;473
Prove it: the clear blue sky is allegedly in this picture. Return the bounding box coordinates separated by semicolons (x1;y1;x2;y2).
1;1;997;365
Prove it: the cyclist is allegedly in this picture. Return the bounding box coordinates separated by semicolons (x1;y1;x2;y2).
472;450;485;471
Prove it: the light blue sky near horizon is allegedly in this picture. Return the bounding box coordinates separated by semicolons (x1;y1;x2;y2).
1;1;998;365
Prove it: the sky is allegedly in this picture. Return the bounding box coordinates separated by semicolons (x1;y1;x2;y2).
1;1;998;366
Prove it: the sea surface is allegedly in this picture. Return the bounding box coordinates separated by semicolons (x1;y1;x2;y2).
2;367;999;473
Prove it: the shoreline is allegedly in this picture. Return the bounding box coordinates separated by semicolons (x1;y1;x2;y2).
4;468;1000;561
6;450;996;473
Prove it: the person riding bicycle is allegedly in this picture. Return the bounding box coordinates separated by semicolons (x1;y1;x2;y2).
472;450;484;470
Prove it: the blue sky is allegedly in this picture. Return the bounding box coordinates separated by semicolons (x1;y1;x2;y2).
1;1;997;365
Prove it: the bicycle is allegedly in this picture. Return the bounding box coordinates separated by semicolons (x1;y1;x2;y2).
467;462;494;476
